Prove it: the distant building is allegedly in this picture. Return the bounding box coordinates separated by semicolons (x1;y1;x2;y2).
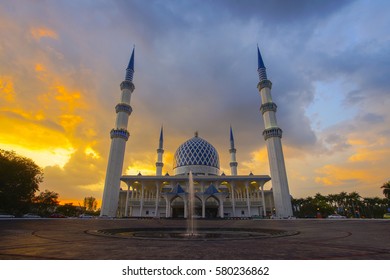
101;46;292;218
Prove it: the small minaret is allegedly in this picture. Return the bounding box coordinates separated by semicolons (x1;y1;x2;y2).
229;126;238;176
101;47;135;217
256;45;293;218
156;126;164;176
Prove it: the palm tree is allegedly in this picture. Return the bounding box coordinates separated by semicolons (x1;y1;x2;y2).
381;181;390;200
334;192;348;215
347;192;361;217
327;194;338;209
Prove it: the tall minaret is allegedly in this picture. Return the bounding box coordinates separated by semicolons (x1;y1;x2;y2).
101;47;135;217
156;126;164;176
229;126;238;176
256;46;293;218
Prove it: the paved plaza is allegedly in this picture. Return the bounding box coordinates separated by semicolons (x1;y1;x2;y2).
0;218;389;260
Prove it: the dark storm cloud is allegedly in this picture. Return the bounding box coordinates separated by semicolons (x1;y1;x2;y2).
100;0;358;155
212;0;354;24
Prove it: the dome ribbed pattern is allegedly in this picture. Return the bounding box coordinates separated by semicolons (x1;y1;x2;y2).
174;136;219;169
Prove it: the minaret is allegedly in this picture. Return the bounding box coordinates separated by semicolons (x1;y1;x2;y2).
229;126;238;176
100;47;135;217
256;46;293;218
156;126;164;176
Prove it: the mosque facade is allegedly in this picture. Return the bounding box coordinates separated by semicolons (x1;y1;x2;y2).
100;47;293;218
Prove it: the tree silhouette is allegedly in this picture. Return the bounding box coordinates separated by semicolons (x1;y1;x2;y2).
381;181;390;200
83;196;98;211
0;149;43;215
33;190;59;216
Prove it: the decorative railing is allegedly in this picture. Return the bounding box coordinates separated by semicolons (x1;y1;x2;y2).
115;103;132;115
110;129;129;140
262;127;282;140
260;102;277;114
120;80;135;91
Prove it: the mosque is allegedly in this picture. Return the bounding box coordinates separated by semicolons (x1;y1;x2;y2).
100;47;293;219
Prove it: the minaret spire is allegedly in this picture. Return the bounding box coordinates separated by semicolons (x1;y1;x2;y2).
159;125;163;149
257;45;268;82
125;46;135;82
229;125;238;176
156;125;164;176
101;47;136;217
256;46;292;218
230;125;235;149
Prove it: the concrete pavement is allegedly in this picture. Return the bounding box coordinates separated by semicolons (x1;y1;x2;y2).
0;218;389;259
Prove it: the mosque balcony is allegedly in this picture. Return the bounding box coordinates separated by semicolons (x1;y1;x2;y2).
143;201;158;206
128;197;166;203
120;80;135;91
129;200;140;206
224;198;264;205
250;201;264;207
260;102;277;114
262;127;283;140
110;129;130;140
115;103;133;115
257;79;272;91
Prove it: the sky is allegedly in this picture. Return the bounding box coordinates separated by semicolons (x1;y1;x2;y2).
1;0;389;206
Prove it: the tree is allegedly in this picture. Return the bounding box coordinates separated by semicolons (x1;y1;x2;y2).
33;190;59;216
83;196;98;211
0;149;43;215
381;181;390;200
57;203;82;217
362;197;388;218
346;191;362;217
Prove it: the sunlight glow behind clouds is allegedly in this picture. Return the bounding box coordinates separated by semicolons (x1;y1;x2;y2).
30;27;59;41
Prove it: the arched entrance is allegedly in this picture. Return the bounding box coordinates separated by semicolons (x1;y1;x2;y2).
205;196;219;218
171;196;184;218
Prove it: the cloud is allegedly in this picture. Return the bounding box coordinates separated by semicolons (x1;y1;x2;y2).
30;27;58;40
42;146;106;203
0;76;15;101
359;113;385;124
1;0;390;203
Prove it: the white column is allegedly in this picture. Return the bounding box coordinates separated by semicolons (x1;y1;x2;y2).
261;184;266;217
140;182;145;216
231;182;236;217
154;182;160;217
165;197;170;218
219;199;224;218
124;184;130;217
245;182;251;217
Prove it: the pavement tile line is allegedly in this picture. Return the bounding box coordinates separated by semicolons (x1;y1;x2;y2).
86;227;300;241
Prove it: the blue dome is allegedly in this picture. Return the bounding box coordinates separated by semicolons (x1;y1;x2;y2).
173;136;220;171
